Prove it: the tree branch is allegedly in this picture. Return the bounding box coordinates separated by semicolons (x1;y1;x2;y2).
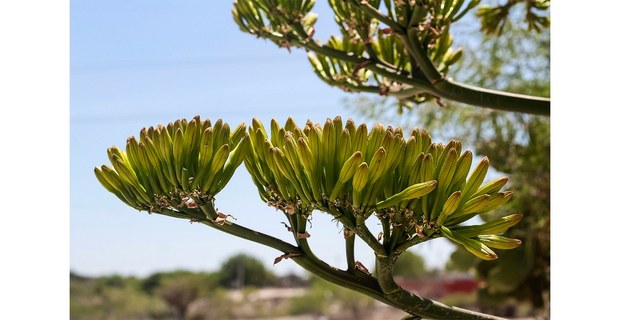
237;0;550;115
429;79;550;115
356;0;405;34
303;41;432;89
346;1;551;115
345;229;357;272
404;29;444;83
405;28;550;115
196;202;398;308
392;234;436;257
355;219;388;257
375;256;507;320
197;205;301;254
196;203;502;320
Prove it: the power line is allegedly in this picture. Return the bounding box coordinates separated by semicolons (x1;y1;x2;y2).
71;54;306;72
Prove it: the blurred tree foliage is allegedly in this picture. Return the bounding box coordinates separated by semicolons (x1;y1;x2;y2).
70;272;172;320
392;251;432;279
71;254;389;319
349;6;550;317
153;271;218;319
70;253;277;319
217;253;277;288
477;0;550;35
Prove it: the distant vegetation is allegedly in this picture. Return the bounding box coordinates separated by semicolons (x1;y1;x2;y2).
71;253;284;320
72;252;514;319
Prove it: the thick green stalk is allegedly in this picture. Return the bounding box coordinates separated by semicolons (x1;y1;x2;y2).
403;30;443;83
355;0;405;34
307;33;549;114
355;217;388;257
345;230;356;272
375;256;507;320
392;234;435;257
241;0;550;114
198;212;300;254
379;214;392;248
303;41;432;89
197;203;395;306
404;29;550;115
200;215;395;304
294;213;319;262
197;202;506;319
429;79;550;115
351;0;550;115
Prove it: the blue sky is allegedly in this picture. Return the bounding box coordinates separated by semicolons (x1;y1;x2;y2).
71;0;455;277
4;1;619;318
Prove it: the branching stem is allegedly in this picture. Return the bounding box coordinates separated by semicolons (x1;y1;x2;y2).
375;256;506;319
193;201;506;319
345;229;356;272
317;1;550;115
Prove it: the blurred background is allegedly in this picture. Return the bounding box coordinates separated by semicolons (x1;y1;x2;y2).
71;0;549;319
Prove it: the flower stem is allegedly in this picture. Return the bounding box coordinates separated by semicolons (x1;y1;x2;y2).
196;202;506;319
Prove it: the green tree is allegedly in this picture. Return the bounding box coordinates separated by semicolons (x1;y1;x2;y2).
217;253;277;288
156;275;197;319
392;251;430;279
141;270;218;319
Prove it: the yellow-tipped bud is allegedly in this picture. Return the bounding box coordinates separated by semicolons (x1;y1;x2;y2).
462;157;490;199
473;176;509;197
436;191;462;225
441;227;498;260
376;180;437;210
329;151;363;201
352;162;370;193
476;235;522;250
451;213;523;238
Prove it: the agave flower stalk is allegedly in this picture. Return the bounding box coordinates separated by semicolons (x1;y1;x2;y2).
245;117;522;261
94;116;250;220
96;116;521;320
232;0;549;114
